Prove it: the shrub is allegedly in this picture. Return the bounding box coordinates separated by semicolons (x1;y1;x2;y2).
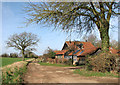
87;53;117;72
10;53;18;58
47;58;54;63
1;53;9;57
62;58;68;63
115;58;120;72
58;59;62;64
86;63;93;71
42;57;47;62
55;58;58;63
63;59;72;66
2;64;27;83
43;47;56;59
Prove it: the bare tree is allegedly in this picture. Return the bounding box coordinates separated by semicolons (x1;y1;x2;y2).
24;2;119;52
83;34;98;46
6;32;39;60
95;40;102;47
110;39;118;49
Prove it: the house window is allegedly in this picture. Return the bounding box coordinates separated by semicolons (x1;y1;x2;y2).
57;55;62;59
73;56;77;61
79;43;83;49
64;56;72;59
74;59;77;61
81;58;85;61
77;43;84;49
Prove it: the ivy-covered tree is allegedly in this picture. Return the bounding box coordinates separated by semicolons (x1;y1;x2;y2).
25;2;120;52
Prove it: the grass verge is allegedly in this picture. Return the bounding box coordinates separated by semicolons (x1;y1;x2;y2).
2;61;28;84
74;69;118;78
39;62;75;67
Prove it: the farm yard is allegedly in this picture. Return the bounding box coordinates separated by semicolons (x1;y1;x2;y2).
23;61;118;83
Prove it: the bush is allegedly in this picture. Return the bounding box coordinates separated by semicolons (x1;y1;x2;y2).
2;62;27;83
43;47;56;59
10;53;18;58
47;58;54;63
115;58;120;72
87;53;117;73
63;58;72;66
1;53;9;57
58;59;62;64
42;56;48;62
86;63;93;71
2;66;27;83
62;58;68;63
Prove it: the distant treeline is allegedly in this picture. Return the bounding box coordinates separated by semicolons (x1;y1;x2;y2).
0;53;38;58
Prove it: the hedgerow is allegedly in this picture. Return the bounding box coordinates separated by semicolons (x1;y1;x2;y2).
86;53;118;73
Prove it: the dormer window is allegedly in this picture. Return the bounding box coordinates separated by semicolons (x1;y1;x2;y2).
77;43;83;49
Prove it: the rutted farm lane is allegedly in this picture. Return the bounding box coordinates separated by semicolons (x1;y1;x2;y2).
23;63;118;83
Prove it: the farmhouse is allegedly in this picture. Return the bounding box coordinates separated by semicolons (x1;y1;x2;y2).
54;41;100;65
54;41;120;65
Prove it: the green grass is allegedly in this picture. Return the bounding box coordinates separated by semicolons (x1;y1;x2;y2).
74;69;119;78
39;62;75;67
2;63;27;83
1;57;32;67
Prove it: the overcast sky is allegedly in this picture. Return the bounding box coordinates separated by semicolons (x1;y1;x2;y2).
1;2;118;55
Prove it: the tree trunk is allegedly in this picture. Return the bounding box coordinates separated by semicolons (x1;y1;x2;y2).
99;20;110;52
72;55;73;65
22;49;25;61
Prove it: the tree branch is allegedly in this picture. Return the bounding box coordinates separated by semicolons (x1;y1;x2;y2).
99;2;105;19
90;2;100;23
107;2;114;22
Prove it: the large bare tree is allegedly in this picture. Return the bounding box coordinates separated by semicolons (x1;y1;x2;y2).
6;32;39;60
25;2;119;52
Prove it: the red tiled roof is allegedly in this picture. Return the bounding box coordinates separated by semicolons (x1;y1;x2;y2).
65;41;98;56
54;50;68;55
77;47;99;56
68;51;74;56
65;41;95;48
109;47;119;54
56;41;120;56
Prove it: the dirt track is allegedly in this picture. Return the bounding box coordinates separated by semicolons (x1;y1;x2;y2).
23;63;118;83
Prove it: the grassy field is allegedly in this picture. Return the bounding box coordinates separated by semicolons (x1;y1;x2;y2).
39;62;75;67
74;69;118;78
1;57;32;67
